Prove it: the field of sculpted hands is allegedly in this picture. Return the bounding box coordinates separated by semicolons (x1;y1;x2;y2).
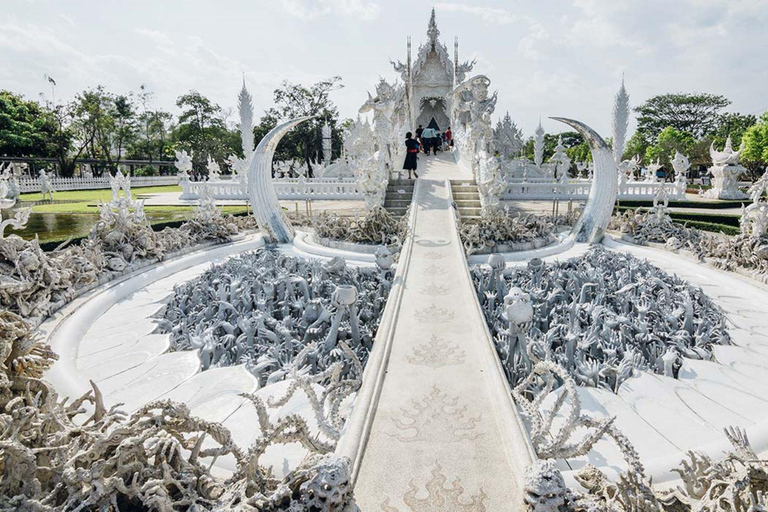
6;173;768;510
0;172;387;511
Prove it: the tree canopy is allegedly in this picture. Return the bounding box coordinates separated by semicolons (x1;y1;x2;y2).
742;113;768;172
635;93;731;141
254;77;343;176
0;91;58;158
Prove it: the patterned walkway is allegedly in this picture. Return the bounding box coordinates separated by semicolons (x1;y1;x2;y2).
353;153;533;510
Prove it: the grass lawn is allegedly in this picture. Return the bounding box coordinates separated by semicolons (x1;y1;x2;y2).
17;185;249;216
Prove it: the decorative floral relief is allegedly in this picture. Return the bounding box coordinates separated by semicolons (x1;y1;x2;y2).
419;282;450;296
423;250;446;260
386;385;481;442
379;462;487;511
414;304;454;322
407;335;465;367
423;264;448;276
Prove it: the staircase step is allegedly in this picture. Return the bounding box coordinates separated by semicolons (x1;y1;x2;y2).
454;200;481;207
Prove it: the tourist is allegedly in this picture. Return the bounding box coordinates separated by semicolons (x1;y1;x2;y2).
421;126;435;155
415;124;424;148
403;132;420;180
445;126;453;150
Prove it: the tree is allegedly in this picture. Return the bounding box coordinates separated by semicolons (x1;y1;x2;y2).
742;112;768;175
711;112;757;148
524;131;586;162
129;85;174;169
0;91;58;158
172;91;240;174
644;127;695;169
623;131;649;162
635;93;731;141
71;86;117;175
254;77;343;177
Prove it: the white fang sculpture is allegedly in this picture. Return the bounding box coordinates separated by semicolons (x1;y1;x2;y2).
552;117;617;244
247;116;312;243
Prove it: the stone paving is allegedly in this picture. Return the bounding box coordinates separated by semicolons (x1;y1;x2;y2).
353;153;532;511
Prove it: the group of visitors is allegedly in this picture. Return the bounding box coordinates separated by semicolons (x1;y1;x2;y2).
414;124;453;156
403;124;453;180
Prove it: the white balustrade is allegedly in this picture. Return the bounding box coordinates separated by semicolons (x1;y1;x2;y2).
501;178;686;201
18;175;178;193
179;177;363;201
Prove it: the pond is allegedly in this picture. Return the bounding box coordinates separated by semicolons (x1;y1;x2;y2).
1;208;194;244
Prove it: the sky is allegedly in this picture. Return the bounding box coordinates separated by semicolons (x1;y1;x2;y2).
2;0;768;139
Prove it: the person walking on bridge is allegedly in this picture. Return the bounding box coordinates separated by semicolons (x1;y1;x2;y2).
403;132;419;180
421;126;435;155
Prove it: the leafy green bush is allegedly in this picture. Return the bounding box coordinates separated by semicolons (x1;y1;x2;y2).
678;220;739;236
133;165;159;177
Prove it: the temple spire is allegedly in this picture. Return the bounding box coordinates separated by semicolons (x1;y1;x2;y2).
454;36;459;85
427;7;439;50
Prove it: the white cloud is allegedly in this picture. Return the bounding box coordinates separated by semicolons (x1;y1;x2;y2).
281;0;379;21
434;3;517;24
2;1;767;137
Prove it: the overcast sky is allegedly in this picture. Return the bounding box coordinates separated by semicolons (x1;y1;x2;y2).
2;0;767;138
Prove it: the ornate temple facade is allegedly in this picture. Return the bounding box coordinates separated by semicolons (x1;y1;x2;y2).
392;9;476;131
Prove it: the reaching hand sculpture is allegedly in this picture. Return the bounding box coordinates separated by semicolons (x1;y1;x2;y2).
158;249;392;387
472;247;730;391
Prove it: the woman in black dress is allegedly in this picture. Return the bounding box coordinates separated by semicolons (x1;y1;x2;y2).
403;131;419;180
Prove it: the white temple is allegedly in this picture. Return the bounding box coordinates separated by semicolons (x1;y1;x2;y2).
391;8;475;131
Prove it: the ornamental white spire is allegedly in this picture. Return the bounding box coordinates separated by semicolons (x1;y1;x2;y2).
612;76;630;165
427;8;439;49
238;77;254;160
534;120;545;168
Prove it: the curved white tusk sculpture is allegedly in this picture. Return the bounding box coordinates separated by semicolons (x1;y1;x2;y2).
551;117;617;244
248;115;313;243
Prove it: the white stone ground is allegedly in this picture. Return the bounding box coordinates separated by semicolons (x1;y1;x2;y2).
40;155;768;505
353;153;532;510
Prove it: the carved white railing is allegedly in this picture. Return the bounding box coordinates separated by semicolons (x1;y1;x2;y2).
18;175;178;193
179;177;363;201
501;178;686;201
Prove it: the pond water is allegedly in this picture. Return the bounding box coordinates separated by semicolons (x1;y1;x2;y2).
1;208;193;243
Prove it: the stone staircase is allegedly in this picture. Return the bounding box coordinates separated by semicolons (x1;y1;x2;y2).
383;179;414;217
450;179;481;219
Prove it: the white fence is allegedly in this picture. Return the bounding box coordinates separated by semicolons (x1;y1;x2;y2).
179;177;363;201
501;179;687;201
18;175;178;193
179;176;684;203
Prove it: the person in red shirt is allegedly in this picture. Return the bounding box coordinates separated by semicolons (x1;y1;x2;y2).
444;127;453;150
